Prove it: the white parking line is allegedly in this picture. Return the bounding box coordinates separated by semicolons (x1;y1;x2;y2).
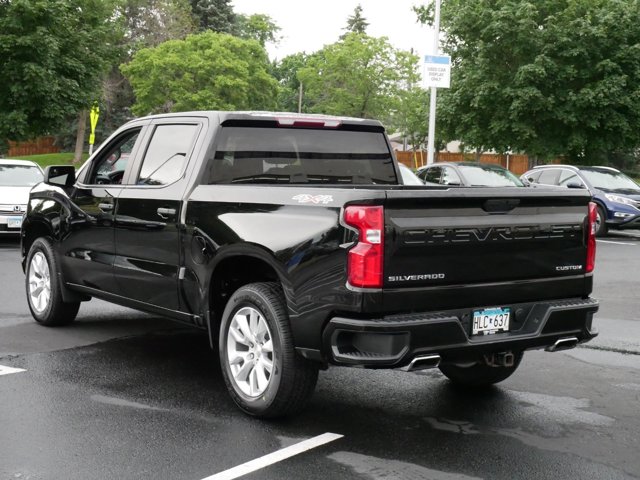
0;365;26;376
201;432;343;480
597;240;637;246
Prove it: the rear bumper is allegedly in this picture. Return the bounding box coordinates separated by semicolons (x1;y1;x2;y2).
322;297;599;368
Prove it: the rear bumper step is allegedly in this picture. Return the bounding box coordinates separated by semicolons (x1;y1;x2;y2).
323;297;598;368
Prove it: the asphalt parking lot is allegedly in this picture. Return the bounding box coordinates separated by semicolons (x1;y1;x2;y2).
1;233;639;480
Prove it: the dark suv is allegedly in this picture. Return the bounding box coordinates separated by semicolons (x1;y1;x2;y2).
521;165;640;236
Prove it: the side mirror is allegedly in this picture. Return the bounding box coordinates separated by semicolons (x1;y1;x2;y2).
44;165;76;188
566;181;586;189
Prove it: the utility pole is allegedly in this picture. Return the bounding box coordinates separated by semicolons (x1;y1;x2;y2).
426;0;441;165
298;82;303;113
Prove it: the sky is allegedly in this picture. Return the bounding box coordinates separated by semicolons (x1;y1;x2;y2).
232;0;436;61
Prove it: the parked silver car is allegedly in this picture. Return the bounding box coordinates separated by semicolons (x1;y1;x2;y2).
0;159;44;234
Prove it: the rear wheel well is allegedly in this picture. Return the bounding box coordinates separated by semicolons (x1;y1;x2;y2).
209;256;282;330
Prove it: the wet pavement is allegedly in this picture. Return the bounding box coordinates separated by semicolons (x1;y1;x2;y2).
1;234;639;480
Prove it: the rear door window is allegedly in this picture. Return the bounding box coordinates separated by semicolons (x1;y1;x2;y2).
558;169;583;187
135;124;199;186
441;166;461;185
537;169;560;185
206;127;396;185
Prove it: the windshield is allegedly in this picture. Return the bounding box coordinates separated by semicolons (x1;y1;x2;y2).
580;169;640;192
458;164;524;187
0;164;43;186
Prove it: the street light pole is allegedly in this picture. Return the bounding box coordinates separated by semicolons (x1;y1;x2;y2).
426;0;441;166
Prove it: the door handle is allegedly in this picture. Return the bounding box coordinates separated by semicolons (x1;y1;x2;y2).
157;207;176;219
98;203;114;211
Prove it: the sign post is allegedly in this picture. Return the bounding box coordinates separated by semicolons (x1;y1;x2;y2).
425;0;446;166
89;103;100;156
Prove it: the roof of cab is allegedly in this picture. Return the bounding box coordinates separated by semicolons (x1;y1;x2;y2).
125;111;384;129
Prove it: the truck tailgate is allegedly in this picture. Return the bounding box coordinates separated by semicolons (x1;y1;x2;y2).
382;187;593;311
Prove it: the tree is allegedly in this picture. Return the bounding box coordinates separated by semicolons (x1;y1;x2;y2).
297;33;419;121
234;13;281;46
118;0;195;49
273;52;313;112
415;0;640;163
121;31;278;114
0;0;117;142
101;0;196;131
190;0;235;33
340;4;369;39
394;87;431;151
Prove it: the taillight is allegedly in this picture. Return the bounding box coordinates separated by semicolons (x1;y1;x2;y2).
344;205;384;288
586;201;597;273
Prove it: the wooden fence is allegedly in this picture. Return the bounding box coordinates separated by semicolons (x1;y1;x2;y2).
7;136;60;156
395;150;531;176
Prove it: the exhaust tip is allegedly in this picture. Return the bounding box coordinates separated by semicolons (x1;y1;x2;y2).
546;336;579;352
405;354;441;372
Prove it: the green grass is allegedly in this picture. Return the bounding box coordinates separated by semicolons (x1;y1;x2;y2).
12;152;89;168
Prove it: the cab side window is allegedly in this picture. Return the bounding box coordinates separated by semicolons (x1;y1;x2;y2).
421;167;442;184
87;129;141;185
558;169;584;187
524;170;542;184
135;124;198;186
441;166;461;185
537;169;559;185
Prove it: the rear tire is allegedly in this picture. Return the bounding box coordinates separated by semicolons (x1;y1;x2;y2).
218;282;319;418
439;352;524;388
25;237;80;326
595;205;608;237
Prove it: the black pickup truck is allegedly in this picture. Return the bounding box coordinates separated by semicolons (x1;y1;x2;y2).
21;111;599;417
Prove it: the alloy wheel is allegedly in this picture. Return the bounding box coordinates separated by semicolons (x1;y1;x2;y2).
28;252;51;313
226;306;274;397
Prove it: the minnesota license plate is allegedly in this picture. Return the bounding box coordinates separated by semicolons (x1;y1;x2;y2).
472;307;510;335
7;216;22;229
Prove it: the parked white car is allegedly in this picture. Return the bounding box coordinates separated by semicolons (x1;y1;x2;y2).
0;159;44;234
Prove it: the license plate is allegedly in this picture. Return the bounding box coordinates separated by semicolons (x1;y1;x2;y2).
472;307;510;335
7;216;22;229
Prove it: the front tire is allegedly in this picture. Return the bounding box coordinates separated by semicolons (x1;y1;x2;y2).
218;282;318;418
25;237;80;326
439;352;524;388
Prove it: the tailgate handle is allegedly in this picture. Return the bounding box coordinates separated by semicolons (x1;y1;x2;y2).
482;199;520;213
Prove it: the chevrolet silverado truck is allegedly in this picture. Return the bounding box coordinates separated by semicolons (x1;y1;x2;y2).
21;111;599;418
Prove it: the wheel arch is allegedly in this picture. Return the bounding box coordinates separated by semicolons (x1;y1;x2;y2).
21;219;55;270
206;246;293;348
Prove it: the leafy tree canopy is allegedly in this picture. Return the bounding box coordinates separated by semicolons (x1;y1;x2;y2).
234;13;281;46
121;31;278;115
297;33;419;121
273;52;312;112
393;87;431;151
416;0;640;162
0;0;117;140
